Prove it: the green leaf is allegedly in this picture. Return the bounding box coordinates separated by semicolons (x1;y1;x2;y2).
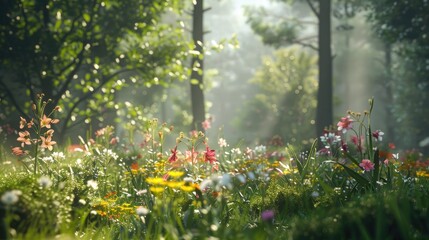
338;163;371;189
83;13;91;22
190;79;199;85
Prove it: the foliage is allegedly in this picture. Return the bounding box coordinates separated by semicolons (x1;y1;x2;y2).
366;0;429;151
235;47;318;146
0;0;188;142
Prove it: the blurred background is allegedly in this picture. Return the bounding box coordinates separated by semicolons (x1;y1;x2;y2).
1;0;428;153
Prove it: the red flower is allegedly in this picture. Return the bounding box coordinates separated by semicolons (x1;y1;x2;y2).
168;146;178;163
204;146;216;164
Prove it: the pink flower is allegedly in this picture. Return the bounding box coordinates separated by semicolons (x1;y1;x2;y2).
337;115;353;133
201;119;211;131
204;146;216;164
359;159;374;171
372;130;384;142
185;148;198;163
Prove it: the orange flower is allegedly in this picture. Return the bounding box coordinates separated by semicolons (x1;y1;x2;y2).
17;131;31;147
12;147;25;156
40;136;56;151
19;117;26;129
40;115;52;128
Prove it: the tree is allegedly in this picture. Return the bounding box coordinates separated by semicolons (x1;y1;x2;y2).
366;0;429;150
189;0;207;131
235;47;318;145
0;0;186;142
245;0;333;138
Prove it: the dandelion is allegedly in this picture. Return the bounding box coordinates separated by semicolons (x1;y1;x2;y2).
359;159;375;171
372;130;384;142
218;138;228;148
1;190;22;205
38;176;53;188
337;115;353;133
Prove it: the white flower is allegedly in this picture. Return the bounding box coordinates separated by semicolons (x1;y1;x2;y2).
87;180;98;190
79;199;87;205
136;189;148;196
231;148;241;155
52;151;66;160
218;138;228;148
136;206;149;216
1;190;22;205
38;176;53;188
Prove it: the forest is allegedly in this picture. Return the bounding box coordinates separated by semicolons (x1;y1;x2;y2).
0;0;428;239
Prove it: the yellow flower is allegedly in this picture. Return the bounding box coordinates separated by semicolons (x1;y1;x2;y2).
180;185;195;192
167;171;184;178
150;186;165;193
416;171;429;177
146;177;166;185
167;181;185;188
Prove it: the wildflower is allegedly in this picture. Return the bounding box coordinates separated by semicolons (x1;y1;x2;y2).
383;159;389;166
27;119;34;128
11;147;25;156
40;115;52;128
38;176;53;188
372;130;384;142
1;190;22;205
19;117;27;129
185;148;198;163
149;186;164;193
202;119;211;131
167;171;184;178
45;129;54;138
320;132;341;145
110;137;118;145
136;189;148;196
87;180;98;190
136;206;149;216
261;210;275;222
168;146;178;163
388;143;396;149
180;184;195;192
146;177;166;185
79;199;87;205
359;159;374;171
231;148;242;155
204;146;216;164
40;136;56;151
337;115;353;133
17;131;31;147
218;138;228;148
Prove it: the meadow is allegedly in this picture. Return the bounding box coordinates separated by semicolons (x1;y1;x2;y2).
1;96;429;240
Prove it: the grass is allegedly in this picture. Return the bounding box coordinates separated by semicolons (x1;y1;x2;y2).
1;107;429;239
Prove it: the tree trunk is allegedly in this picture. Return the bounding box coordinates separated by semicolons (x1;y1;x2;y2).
316;0;333;137
190;0;206;131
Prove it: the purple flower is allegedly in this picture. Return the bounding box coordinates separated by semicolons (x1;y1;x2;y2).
261;210;275;222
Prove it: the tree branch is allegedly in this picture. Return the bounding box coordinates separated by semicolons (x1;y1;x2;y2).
307;0;320;19
0;81;29;118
